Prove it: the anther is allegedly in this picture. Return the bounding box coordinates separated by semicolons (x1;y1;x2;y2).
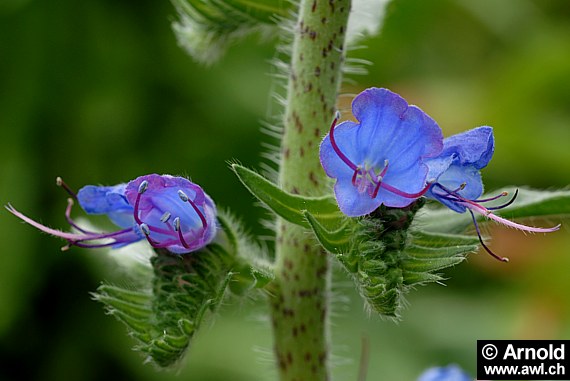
173;217;181;232
178;190;189;202
140;223;150;236
333;110;341;122
160;212;171;223
138;180;149;194
56;177;78;200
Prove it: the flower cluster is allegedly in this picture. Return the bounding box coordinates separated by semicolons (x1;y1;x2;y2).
6;174;217;254
320;88;559;261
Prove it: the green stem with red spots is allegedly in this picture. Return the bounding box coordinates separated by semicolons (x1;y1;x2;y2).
271;0;351;379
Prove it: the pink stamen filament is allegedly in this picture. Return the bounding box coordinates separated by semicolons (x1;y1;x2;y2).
371;163;390;198
186;197;208;231
432;183;559;262
467;201;560;233
6;204;134;250
379;182;432;199
64;198;98;234
177;223;191;249
329;113;358;171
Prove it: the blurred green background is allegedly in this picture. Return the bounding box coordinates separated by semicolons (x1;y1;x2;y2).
1;0;569;380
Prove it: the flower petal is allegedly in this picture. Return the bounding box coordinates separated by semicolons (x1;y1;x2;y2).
441;126;494;169
77;184;131;213
333;178;381;216
320;121;361;180
125;174;218;254
427;164;483;213
352;88;443;167
77;184;134;228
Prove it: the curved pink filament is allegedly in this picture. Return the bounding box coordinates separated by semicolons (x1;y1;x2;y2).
186;197;208;231
6;204;134;248
466;202;560;233
380;182;431;199
370;163;390;198
329;114;358;171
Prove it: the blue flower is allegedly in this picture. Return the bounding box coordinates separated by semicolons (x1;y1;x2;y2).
6;174;217;254
425;127;559;262
319;88;443;217
417;365;473;381
425;126;494;213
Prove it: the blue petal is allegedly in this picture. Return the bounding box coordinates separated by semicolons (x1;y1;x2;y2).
425;154;455;182
320;121;362;181
417;365;472;381
441;126;494;169
333;178;382;217
351;88;443;168
376;161;429;208
77;184;131;213
427;164;483;213
77;184;134;228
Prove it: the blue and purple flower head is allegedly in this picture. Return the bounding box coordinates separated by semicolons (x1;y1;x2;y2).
320;88;443;217
6;174;217;254
320;87;559;261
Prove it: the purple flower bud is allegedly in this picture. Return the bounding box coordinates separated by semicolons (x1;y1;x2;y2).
319;88;444;217
6;174;217;254
425;127;559;262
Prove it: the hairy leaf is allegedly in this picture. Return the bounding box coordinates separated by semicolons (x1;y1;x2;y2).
232;164;344;229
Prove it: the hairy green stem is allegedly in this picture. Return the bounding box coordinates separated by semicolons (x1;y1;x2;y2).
271;0;351;380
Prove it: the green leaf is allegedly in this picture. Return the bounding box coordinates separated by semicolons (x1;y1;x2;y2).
94;246;235;368
171;0;292;64
232;164;344;229
401;230;478;281
303;210;353;255
417;187;570;234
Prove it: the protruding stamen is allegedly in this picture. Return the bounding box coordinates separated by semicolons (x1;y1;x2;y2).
64;198;96;234
329;112;358;171
468;210;509;262
56;177;78;200
468;202;560;233
486;189;519;211
160;212;171;223
475;191;510;203
140;223;150;236
173;217;180;232
138;180;149;194
178;190;189;202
